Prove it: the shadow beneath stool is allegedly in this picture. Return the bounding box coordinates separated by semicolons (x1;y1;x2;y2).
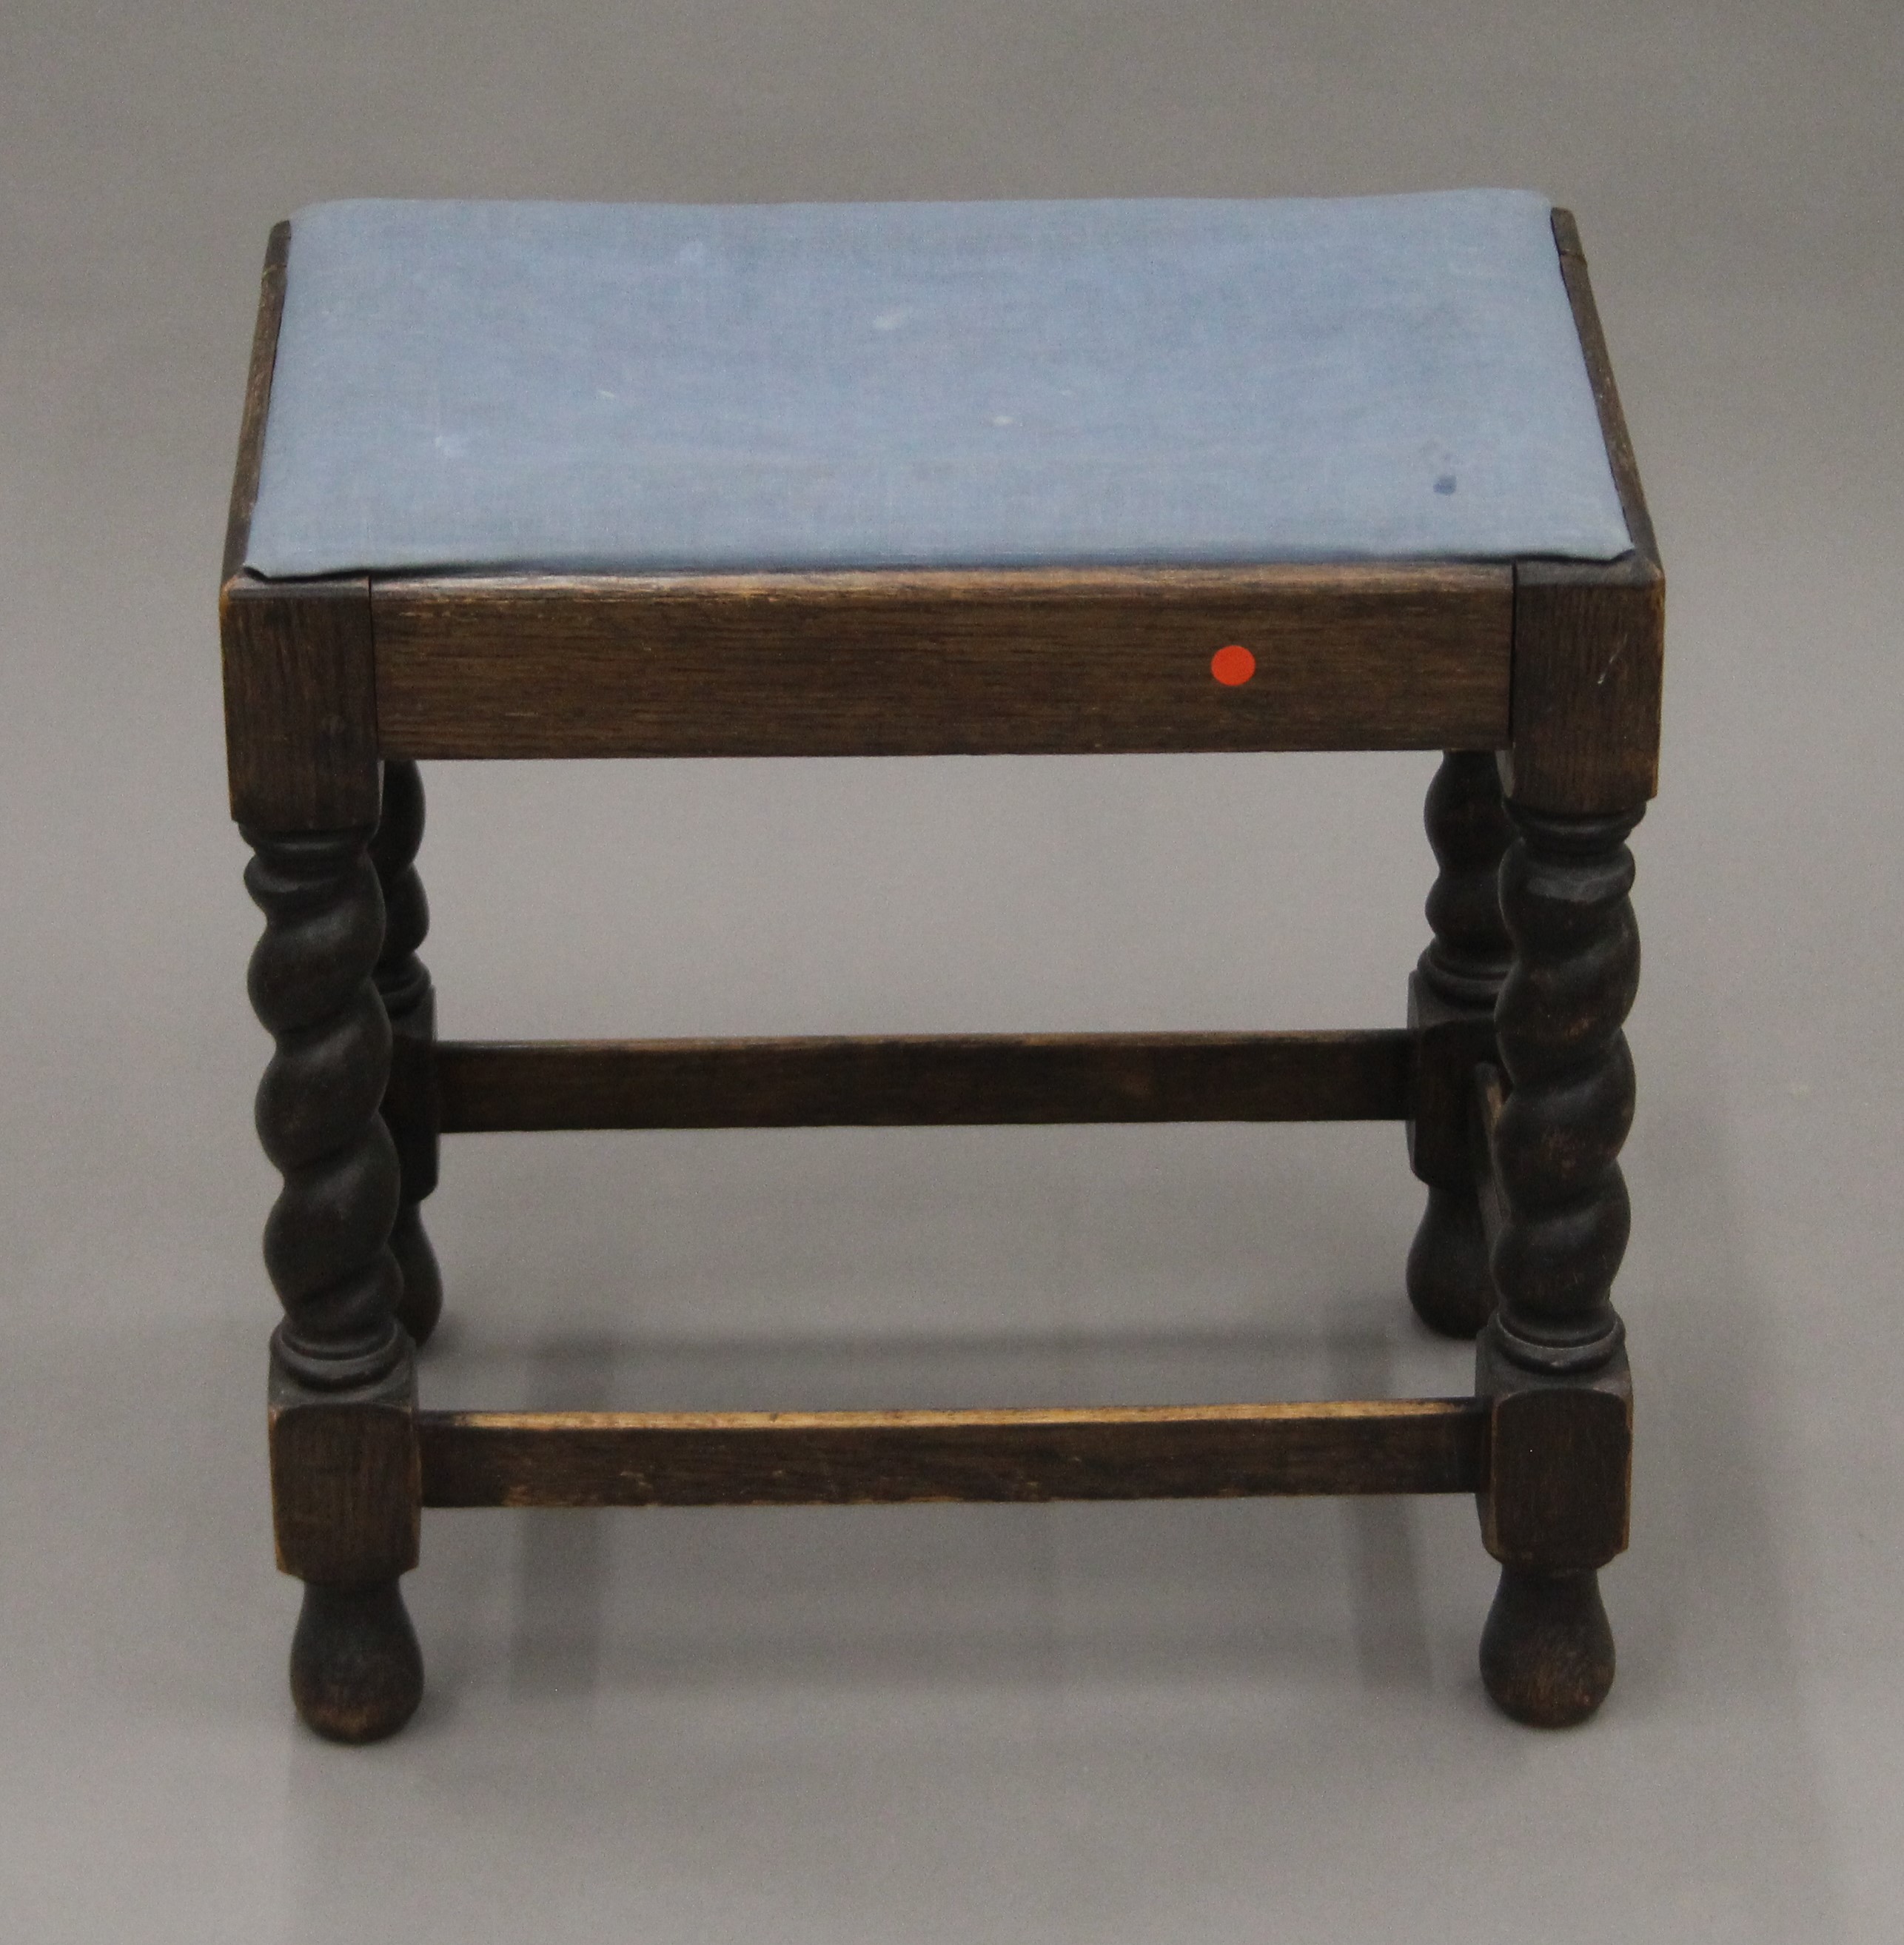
506;1333;618;1701
1327;1306;1435;1691
455;1318;1456;1699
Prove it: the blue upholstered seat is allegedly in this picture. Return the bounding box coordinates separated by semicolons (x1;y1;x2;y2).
244;191;1631;579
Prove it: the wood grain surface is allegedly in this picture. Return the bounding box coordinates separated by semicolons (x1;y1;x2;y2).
1504;211;1664;814
269;1364;420;1586
416;1399;1489;1507
1476;1332;1633;1572
221;221;289;584
1550;210;1659;566
432;1030;1415;1132
223;575;382;830
372;564;1511;760
220;224;385;831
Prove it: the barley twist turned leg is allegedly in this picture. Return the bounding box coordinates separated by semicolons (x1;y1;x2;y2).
1476;802;1641;1727
370;760;443;1346
1406;751;1512;1336
246;825;423;1742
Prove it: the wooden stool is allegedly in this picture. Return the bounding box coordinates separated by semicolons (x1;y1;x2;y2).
221;193;1661;1742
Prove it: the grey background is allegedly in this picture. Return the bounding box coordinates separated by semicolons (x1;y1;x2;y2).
0;3;1898;1939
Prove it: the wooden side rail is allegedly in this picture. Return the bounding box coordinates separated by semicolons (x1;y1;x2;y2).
416;1399;1489;1507
429;1029;1417;1133
371;565;1512;763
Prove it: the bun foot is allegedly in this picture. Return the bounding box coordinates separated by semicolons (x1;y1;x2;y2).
1480;1566;1615;1727
290;1580;424;1744
1406;1187;1495;1338
389;1204;443;1347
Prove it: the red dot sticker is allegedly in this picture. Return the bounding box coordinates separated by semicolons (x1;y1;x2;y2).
1211;643;1256;686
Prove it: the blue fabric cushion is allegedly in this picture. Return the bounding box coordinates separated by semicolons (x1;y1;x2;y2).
244;191;1631;578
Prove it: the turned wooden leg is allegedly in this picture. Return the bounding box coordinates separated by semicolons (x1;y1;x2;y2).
1406;751;1512;1337
370;760;443;1347
1475;800;1641;1727
246;823;423;1743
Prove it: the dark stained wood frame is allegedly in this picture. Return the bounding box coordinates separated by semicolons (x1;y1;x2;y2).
426;1029;1415;1133
1505;210;1664;814
219;207;1657;827
1471;1062;1511;1266
221;224;382;831
416;1400;1487;1507
369;565;1509;763
224;205;1660;1733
